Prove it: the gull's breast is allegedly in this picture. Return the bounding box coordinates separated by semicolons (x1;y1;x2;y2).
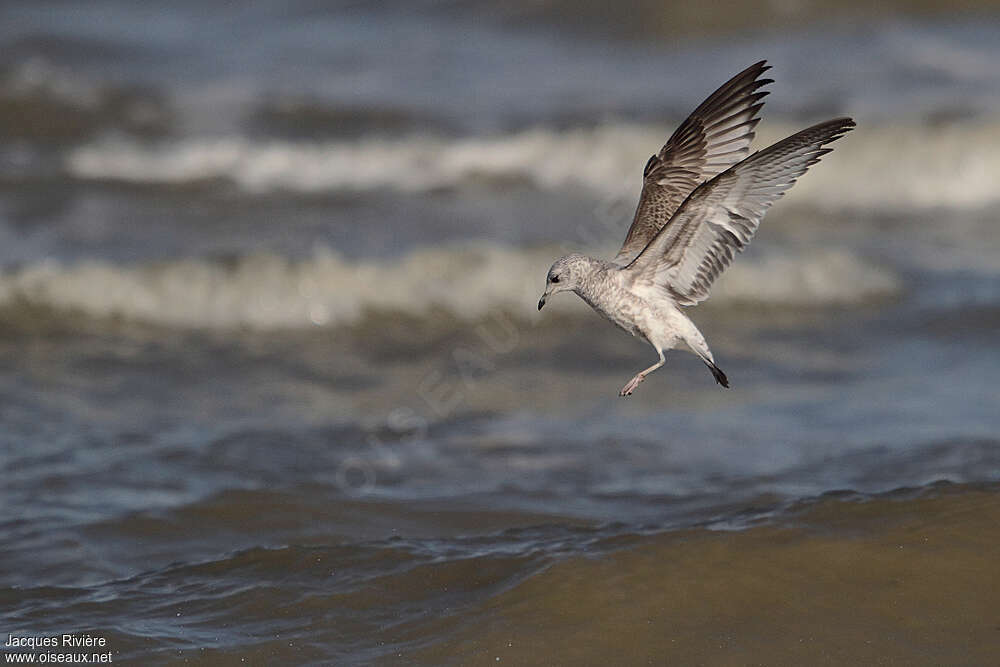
580;279;648;340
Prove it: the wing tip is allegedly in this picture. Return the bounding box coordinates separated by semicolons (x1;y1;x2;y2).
693;61;776;119
818;116;857;144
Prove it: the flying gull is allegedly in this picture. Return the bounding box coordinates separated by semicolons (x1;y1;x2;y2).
537;61;854;396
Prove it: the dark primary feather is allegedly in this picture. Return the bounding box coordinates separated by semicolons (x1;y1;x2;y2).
624;117;856;306
613;61;773;266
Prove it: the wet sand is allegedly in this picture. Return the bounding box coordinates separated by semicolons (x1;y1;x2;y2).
411;484;1000;665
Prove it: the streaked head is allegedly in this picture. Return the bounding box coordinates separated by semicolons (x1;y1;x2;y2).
538;253;590;311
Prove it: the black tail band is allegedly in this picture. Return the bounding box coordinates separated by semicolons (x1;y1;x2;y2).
705;360;730;388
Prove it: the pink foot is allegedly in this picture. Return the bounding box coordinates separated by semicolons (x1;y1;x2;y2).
619;374;644;397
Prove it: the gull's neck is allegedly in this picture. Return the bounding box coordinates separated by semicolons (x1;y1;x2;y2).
573;256;617;306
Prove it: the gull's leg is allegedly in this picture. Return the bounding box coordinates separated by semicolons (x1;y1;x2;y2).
619;350;666;397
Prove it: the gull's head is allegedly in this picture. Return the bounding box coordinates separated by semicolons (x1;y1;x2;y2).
538;253;590;311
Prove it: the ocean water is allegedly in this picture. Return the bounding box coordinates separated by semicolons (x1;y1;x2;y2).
2;1;1000;664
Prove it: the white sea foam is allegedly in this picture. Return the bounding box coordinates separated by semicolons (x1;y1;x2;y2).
0;245;898;330
66;119;1000;211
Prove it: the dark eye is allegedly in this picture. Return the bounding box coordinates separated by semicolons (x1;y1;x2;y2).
550;276;559;283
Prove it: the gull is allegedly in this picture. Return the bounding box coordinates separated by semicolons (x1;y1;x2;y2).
536;61;854;396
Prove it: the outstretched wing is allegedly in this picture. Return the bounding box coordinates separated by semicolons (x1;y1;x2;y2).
613;61;773;266
623;117;856;306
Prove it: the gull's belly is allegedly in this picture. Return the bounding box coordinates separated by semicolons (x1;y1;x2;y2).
587;290;651;341
582;282;685;351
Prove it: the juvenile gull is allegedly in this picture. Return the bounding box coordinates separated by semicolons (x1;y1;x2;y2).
537;61;855;396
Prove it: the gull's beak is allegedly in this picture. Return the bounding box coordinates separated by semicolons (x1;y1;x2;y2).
537;295;546;311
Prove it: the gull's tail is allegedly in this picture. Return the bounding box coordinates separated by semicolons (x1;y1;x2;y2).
705;360;730;388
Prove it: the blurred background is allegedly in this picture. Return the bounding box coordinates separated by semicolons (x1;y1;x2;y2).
2;1;999;664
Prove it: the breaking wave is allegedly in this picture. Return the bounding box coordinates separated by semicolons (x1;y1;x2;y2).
0;244;898;330
65;119;1000;211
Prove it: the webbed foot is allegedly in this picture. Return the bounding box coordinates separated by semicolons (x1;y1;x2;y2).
619;374;645;397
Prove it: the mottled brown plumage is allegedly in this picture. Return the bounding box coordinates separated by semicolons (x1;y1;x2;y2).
626;117;856;306
613;61;773;266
